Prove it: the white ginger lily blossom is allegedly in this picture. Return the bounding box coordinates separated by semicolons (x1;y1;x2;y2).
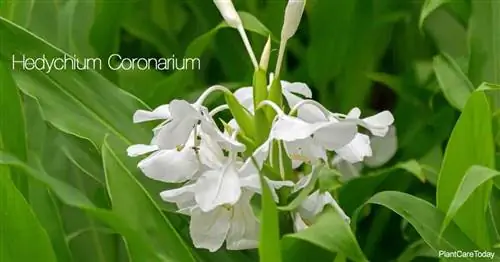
291;173;350;232
160;139;293;251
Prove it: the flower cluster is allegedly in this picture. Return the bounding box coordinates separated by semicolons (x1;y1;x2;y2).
128;0;394;252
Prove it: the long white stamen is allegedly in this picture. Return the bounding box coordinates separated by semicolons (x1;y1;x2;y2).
195;85;231;106
210;104;230;116
257;100;285;117
237;26;258;68
289;99;332;119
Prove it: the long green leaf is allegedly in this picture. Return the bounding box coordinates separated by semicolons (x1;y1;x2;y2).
0;61;28;196
0;151;164;262
284;209;368;262
441;166;500;236
257;157;282;262
437;91;495;248
468;0;500;86
0;168;57;262
102;135;197;262
433;53;474;110
355;191;479;255
0;16;150;148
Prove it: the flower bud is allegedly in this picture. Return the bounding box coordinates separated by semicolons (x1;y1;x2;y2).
281;0;306;41
213;0;242;28
259;36;272;71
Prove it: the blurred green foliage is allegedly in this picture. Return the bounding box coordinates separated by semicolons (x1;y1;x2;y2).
1;0;500;261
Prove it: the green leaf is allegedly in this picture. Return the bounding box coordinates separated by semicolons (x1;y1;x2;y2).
256;157;282;262
433;53;474;110
0;61;28;196
0;17;150;148
419;0;450;29
102;135;197;262
396;240;437;262
441;166;500;236
0;151;165;262
225;92;256;140
468;0;500;86
284;209;367;262
355;191;479;254
437;91;495;248
0;168;57;262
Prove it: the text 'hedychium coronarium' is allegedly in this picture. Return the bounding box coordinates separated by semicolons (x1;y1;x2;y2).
127;0;395;252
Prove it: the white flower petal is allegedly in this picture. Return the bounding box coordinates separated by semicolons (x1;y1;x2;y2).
226;192;259;250
126;144;158;157
138;148;199;183
293;212;309;232
153;117;198;149
198;131;226;169
201;118;246;152
298;190;326;222
133;104;170;123
335;133;372;163
239;174;292;202
160;184;196;215
233;86;254;111
293;173;312;193
271;116;328;141
239;139;271;177
190;207;231;252
282;81;312;98
365;126;397;167
195;164;242;212
346;107;361;119
312;121;358;150
284;138;327;165
322;192;350;223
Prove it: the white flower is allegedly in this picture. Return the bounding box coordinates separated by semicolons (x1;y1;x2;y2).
127;131;200;183
161;185;260;251
345;107;394;137
269;107;357;166
334;133;372;163
293;190;350;232
133;104;170;123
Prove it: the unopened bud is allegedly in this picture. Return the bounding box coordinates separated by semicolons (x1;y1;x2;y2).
259;36;272;71
213;0;242;28
281;0;306;41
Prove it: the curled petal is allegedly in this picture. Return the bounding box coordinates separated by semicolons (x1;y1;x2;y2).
313;121;358;150
138;148;199;183
335;133;372;163
282;81;312;98
195;164;241;212
190;207;231;252
133;104;170;123
127;144;158;157
363;111;394;136
226;192;260;250
365;126;397;167
160;184;196;215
